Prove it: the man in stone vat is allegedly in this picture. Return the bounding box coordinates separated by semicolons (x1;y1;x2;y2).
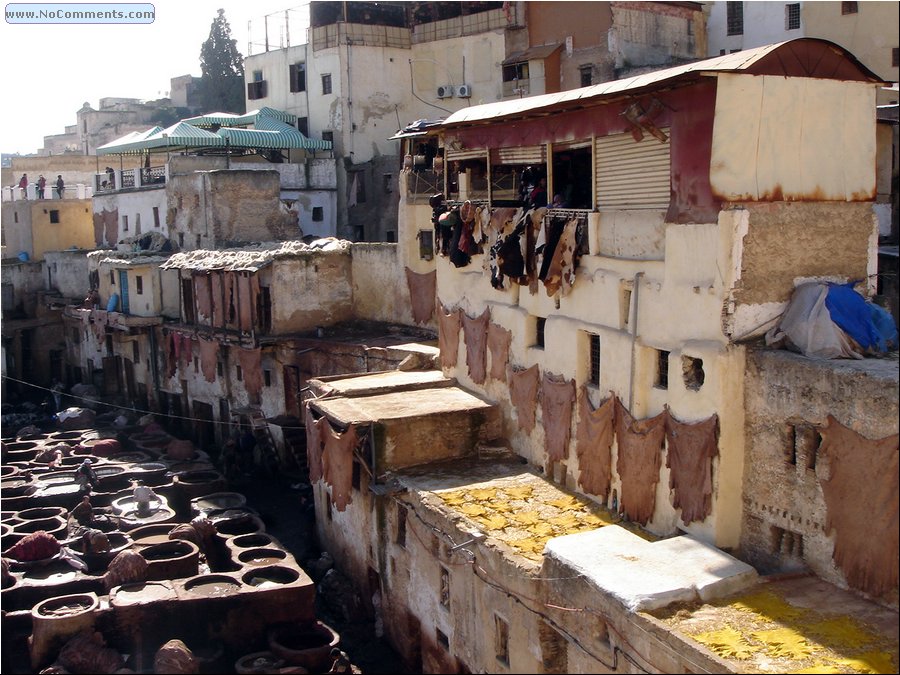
131;479;162;517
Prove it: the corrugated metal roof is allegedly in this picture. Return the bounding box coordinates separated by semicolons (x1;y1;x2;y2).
160;239;351;272
444;38;883;127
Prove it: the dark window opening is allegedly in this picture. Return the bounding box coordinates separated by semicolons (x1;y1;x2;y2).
771;525;804;558
534;317;546;349
217;361;223;377
790;423;821;470
322;73;332;95
655;350;669;389
550;144;592;209
726;1;744;35
110;271;116;285
681;356;705;391
579;65;593;87
502;61;529;83
289;62;307;92
397;504;407;548
122;215;128;231
263;369;272;387
841;1;858;14
135;275;143;295
322;131;334;143
495;615;510;665
352;460;361;490
153;207;160;227
49;210;60;224
383;173;393;194
312;206;324;221
418;229;434;260
436;628;449;650
297;117;309;136
539;620;568;674
236;365;243;381
258;286;272;333
247;80;267;100
893;47;899;68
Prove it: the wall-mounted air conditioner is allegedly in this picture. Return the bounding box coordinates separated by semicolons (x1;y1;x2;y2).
436;84;454;99
456;84;472;98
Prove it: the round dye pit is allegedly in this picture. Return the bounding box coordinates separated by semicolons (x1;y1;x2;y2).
192;492;247;515
237;547;288;567
183;574;241;597
230;533;275;549
15;506;67;521
242;565;299;588
267;620;339;671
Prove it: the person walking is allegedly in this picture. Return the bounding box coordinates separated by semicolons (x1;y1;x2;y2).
36;174;46;199
56;174;65;199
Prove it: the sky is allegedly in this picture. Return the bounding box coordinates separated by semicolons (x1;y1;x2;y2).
0;1;312;155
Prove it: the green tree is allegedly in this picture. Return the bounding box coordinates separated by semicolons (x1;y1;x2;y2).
198;9;244;113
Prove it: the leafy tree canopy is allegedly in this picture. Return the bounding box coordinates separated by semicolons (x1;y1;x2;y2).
198;9;245;114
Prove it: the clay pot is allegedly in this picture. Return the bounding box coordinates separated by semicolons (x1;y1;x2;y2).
266;620;339;672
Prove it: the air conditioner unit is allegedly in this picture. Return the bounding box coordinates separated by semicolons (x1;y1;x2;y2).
436;84;454;99
456;84;472;98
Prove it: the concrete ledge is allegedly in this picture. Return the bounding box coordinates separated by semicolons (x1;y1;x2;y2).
544;525;758;612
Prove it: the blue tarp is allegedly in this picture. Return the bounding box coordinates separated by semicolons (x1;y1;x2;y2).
825;282;897;353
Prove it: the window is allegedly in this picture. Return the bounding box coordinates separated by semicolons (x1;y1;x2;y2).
353;172;367;203
135;213;141;235
681;356;705;391
495;615;510;665
110;271;115;285
297;117;309;136
253;70;263;82
579;64;593;87
502;61;529;82
132;341;140;361
894;48;899;68
383;173;393;194
49;210;60;223
122;215;128;231
263;369;271;386
312;206;324;222
322;73;332;95
726;1;743;35
589;334;601;386
194;357;199;373
289;62;306;92
178;233;184;247
217;361;223;377
322;130;334;143
418;229;434;260
385;231;396;243
534;317;546;349
135;276;143;295
440;566;450;608
396;504;407;548
655;349;669;389
841;1;858;14
153;206;160;227
785;3;800;30
247;78;267;100
236;365;243;381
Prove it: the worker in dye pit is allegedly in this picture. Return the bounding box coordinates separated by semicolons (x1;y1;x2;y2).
75;458;99;493
131;479;161;517
328;648;352;674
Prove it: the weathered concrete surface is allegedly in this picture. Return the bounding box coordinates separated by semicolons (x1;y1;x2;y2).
545;525;758;612
308;369;450;398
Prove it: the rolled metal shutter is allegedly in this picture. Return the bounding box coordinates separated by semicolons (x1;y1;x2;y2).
595;131;671;209
445;148;489;162
490;145;546;165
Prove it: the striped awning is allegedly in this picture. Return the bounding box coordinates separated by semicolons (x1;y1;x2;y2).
99;107;329;155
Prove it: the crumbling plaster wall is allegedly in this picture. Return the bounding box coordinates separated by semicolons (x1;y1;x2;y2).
167;170;298;249
271;253;354;332
44;251;91;299
1;260;43;316
350;244;415;326
741;347;899;590
93;190;166;247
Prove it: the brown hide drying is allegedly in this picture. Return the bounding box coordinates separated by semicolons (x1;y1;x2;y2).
575;390;615;502
507;364;540;434
437;306;462;369
194;274;212;324
487;322;512;381
405;267;437;325
211;273;225;327
179;334;193;370
615;399;666;526
462;308;491;385
322;422;359;512
305;408;325;483
541;373;576;464
665;411;719;525
237;347;262;401
818;415;899;597
197;338;219;383
544;218;579;297
165;333;177;378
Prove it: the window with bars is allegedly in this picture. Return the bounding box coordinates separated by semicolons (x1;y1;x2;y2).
589;334;601;386
841;1;858;14
785;3;800;30
579;64;593;87
726;1;743;35
322;73;332;95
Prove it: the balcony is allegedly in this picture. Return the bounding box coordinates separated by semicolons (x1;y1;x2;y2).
94;165;167;194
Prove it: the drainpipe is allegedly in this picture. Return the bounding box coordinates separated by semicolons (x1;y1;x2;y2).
628;271;644;411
